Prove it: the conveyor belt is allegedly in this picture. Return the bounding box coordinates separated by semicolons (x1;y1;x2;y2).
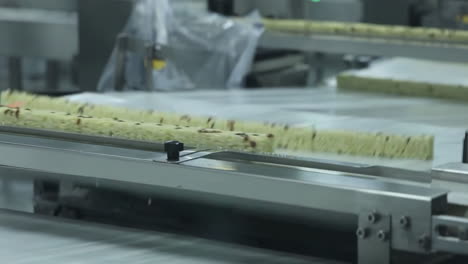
260;31;468;64
340;58;468;88
0;210;342;264
67;89;468;171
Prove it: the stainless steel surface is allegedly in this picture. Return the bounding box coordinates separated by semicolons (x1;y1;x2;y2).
432;215;468;255
0;130;449;254
432;163;468;206
0;7;78;60
260;32;468;63
0;210;336;264
358;213;391;264
0;126;167;152
432;163;468;184
0;132;445;212
0;178;32;212
206;152;431;183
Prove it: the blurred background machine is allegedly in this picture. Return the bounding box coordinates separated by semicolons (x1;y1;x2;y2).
5;0;468;93
0;0;468;94
231;0;362;21
0;0;135;94
0;0;78;94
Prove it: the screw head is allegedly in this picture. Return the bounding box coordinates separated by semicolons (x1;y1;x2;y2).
368;212;380;224
399;216;410;228
377;230;389;242
418;234;431;250
356;228;368;239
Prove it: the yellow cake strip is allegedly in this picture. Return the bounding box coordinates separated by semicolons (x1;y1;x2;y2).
1;91;434;160
263;19;468;43
0;106;275;153
337;74;468;101
1;91;308;151
312;130;433;160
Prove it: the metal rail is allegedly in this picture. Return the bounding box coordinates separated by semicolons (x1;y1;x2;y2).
0;129;452;264
432;215;468;255
259;32;468;63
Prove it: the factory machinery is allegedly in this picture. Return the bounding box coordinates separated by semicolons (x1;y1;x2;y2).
5;0;468;92
0;124;464;263
1;1;468;263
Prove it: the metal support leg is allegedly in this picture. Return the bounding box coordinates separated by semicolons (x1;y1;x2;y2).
314;52;325;85
46;60;60;91
357;211;391;264
144;45;154;91
114;35;128;91
433;215;468;255
8;57;22;91
462;131;468;163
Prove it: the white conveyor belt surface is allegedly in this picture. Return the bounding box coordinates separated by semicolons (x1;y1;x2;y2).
0;210;342;264
342;57;468;88
67;87;468;171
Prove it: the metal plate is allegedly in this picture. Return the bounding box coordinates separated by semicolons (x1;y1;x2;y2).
0;131;448;254
342;58;468;87
0;210;342;264
358;213;391;264
260;32;468;64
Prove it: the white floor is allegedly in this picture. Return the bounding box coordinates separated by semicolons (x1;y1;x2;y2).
0;210;339;264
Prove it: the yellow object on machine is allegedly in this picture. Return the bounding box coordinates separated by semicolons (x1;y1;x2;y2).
0;91;434;160
152;59;167;70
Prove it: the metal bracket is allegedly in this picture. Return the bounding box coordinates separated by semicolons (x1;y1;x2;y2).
152;150;213;164
358;211;391;264
8;57;22;91
432;215;468;255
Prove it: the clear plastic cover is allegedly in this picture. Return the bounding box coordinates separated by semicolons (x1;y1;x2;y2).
97;0;263;91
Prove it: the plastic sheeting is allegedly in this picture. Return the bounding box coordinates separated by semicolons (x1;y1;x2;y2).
97;0;263;91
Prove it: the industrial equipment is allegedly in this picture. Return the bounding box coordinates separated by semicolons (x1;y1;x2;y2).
5;0;468;91
1;1;468;262
0;124;463;263
0;0;78;93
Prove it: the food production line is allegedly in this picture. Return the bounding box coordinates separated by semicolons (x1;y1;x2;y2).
0;123;464;263
1;0;468;263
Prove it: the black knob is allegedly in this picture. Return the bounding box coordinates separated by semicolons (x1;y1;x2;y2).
463;131;468;164
356;56;372;69
164;141;184;161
